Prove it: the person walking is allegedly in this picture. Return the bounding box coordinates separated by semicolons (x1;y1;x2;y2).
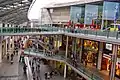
45;72;47;80
47;72;50;79
32;66;34;73
7;53;9;61
11;53;14;61
23;63;27;74
10;54;14;64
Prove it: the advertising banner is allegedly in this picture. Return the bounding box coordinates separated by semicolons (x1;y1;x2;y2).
103;1;120;20
70;6;82;23
84;5;98;24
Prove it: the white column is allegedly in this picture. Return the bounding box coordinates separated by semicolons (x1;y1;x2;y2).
97;42;104;70
79;39;83;62
56;35;58;49
65;36;68;58
6;38;8;56
31;22;33;28
64;36;68;78
110;44;118;80
0;23;2;27
64;64;67;78
5;23;7;27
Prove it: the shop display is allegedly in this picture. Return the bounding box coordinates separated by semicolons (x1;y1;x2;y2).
82;40;98;67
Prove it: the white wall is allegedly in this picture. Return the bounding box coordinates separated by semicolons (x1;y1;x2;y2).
51;7;70;23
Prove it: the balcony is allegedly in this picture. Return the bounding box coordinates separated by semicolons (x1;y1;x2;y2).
0;27;120;44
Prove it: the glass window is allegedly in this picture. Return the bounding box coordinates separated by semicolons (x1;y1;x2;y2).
84;4;98;24
70;6;82;23
103;1;119;20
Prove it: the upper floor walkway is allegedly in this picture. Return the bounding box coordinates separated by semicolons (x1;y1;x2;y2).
0;26;120;45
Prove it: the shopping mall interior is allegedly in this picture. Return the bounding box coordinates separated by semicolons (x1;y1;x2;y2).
1;0;120;80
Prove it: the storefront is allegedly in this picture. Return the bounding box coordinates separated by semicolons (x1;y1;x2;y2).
116;46;120;78
56;61;65;75
101;44;120;78
82;40;98;67
67;36;73;58
101;43;112;72
54;35;62;50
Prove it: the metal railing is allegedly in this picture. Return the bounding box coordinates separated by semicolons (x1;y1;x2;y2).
24;48;104;80
0;27;120;39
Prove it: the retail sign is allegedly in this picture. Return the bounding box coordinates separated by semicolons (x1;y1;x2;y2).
70;6;82;23
103;1;120;20
84;4;98;24
104;0;120;2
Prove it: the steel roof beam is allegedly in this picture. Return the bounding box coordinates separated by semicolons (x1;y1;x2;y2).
6;13;27;22
1;8;28;21
0;3;30;17
8;17;28;25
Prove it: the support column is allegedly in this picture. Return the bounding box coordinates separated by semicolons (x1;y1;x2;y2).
6;38;8;56
64;64;67;78
64;36;68;78
110;44;118;80
74;38;77;54
31;22;33;28
79;39;84;62
56;35;58;49
97;42;104;70
65;36;68;58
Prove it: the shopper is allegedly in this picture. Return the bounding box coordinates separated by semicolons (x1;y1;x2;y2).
32;66;34;73
45;72;47;79
85;59;87;67
33;72;36;80
11;53;14;61
19;55;22;62
47;72;50;79
7;53;9;60
50;71;54;78
37;64;40;72
23;63;27;74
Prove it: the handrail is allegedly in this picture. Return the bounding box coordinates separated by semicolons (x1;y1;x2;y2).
24;57;33;80
24;48;104;80
0;27;120;40
31;39;52;53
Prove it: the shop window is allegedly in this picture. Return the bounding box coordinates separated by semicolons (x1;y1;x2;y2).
82;40;98;67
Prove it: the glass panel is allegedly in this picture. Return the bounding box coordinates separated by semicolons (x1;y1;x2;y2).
84;5;98;24
70;6;82;23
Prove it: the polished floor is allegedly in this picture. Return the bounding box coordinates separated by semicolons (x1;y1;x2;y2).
0;50;67;80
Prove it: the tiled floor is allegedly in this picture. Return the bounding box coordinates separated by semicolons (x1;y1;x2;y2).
29;57;67;80
0;51;27;80
39;64;67;80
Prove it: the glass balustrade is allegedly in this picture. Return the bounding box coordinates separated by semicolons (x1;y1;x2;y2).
24;48;103;80
0;27;120;40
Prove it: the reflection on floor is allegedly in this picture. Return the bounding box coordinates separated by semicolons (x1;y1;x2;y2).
40;64;67;80
0;51;27;80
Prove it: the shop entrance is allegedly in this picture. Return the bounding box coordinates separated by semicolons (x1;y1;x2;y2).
101;43;112;76
81;40;98;68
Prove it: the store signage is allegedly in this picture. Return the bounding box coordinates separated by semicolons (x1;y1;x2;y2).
104;0;120;2
106;43;112;51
